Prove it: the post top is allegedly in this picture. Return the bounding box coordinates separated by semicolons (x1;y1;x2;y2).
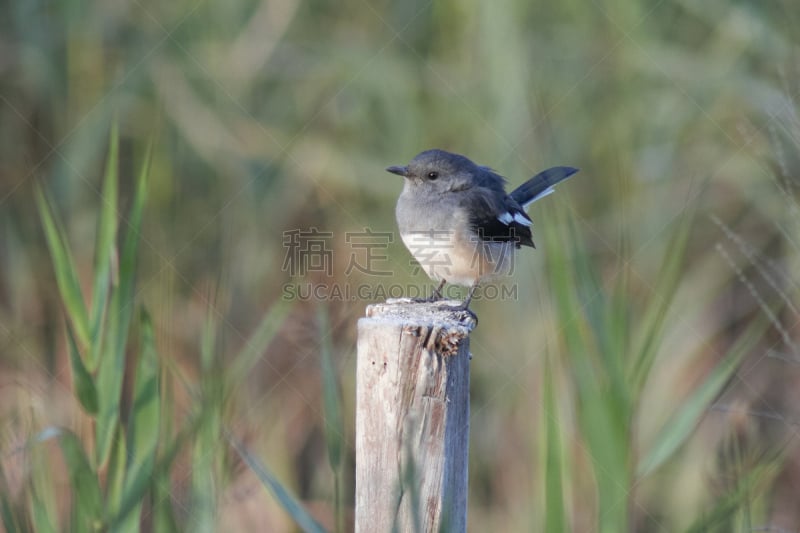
362;298;477;333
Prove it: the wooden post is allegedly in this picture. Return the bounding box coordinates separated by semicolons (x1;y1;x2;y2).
355;299;476;532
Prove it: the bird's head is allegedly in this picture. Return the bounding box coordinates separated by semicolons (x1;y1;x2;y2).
386;149;485;194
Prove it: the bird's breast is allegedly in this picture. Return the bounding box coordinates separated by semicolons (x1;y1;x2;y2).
398;227;516;287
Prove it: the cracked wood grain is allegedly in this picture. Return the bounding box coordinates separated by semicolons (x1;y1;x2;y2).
355;299;476;533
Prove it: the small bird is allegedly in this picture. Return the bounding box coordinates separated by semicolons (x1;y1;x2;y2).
387;149;577;310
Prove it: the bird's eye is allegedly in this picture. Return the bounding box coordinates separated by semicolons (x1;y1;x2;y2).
427;171;438;180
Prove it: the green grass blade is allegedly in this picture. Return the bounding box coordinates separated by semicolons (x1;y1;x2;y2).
152;470;180;533
191;334;223;532
189;406;220;533
0;461;21;533
129;309;161;462
105;427;127;524
35;187;90;347
0;500;17;532
29;497;57;533
0;494;16;532
87;122;119;369
62;433;105;531
113;309;160;528
685;460;780;533
542;358;566;533
94;313;126;469
119;422;191;532
119;137;151;304
65;321;99;415
29;452;58;533
637;317;769;478
228;434;326;533
399;443;422;533
567;214;630;416
318;306;343;471
110;133;151;371
35;428;104;531
95;140;152;468
111;133;152;365
227;300;291;388
629;208;695;400
542;211;630;532
318;306;344;532
200;300;218;372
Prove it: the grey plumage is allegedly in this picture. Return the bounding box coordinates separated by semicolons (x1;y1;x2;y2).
387;149;577;309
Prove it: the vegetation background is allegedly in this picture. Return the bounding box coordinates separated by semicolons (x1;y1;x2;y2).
1;0;800;531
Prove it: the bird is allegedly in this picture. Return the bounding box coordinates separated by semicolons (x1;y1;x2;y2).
386;149;577;311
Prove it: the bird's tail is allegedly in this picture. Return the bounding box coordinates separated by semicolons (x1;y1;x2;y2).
510;166;579;209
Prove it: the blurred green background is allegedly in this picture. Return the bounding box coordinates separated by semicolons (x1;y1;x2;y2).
2;0;800;531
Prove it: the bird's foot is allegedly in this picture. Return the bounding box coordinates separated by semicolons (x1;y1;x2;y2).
453;285;478;323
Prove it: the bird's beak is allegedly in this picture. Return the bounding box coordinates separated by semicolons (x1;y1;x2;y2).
386;165;409;177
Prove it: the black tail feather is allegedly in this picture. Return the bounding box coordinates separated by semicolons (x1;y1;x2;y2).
510;166;578;207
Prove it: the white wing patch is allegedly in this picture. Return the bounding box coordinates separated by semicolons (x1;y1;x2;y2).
497;210;532;227
497;212;514;224
522;187;555;209
513;212;532;226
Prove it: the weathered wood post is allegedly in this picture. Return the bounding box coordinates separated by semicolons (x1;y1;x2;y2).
355;299;476;532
